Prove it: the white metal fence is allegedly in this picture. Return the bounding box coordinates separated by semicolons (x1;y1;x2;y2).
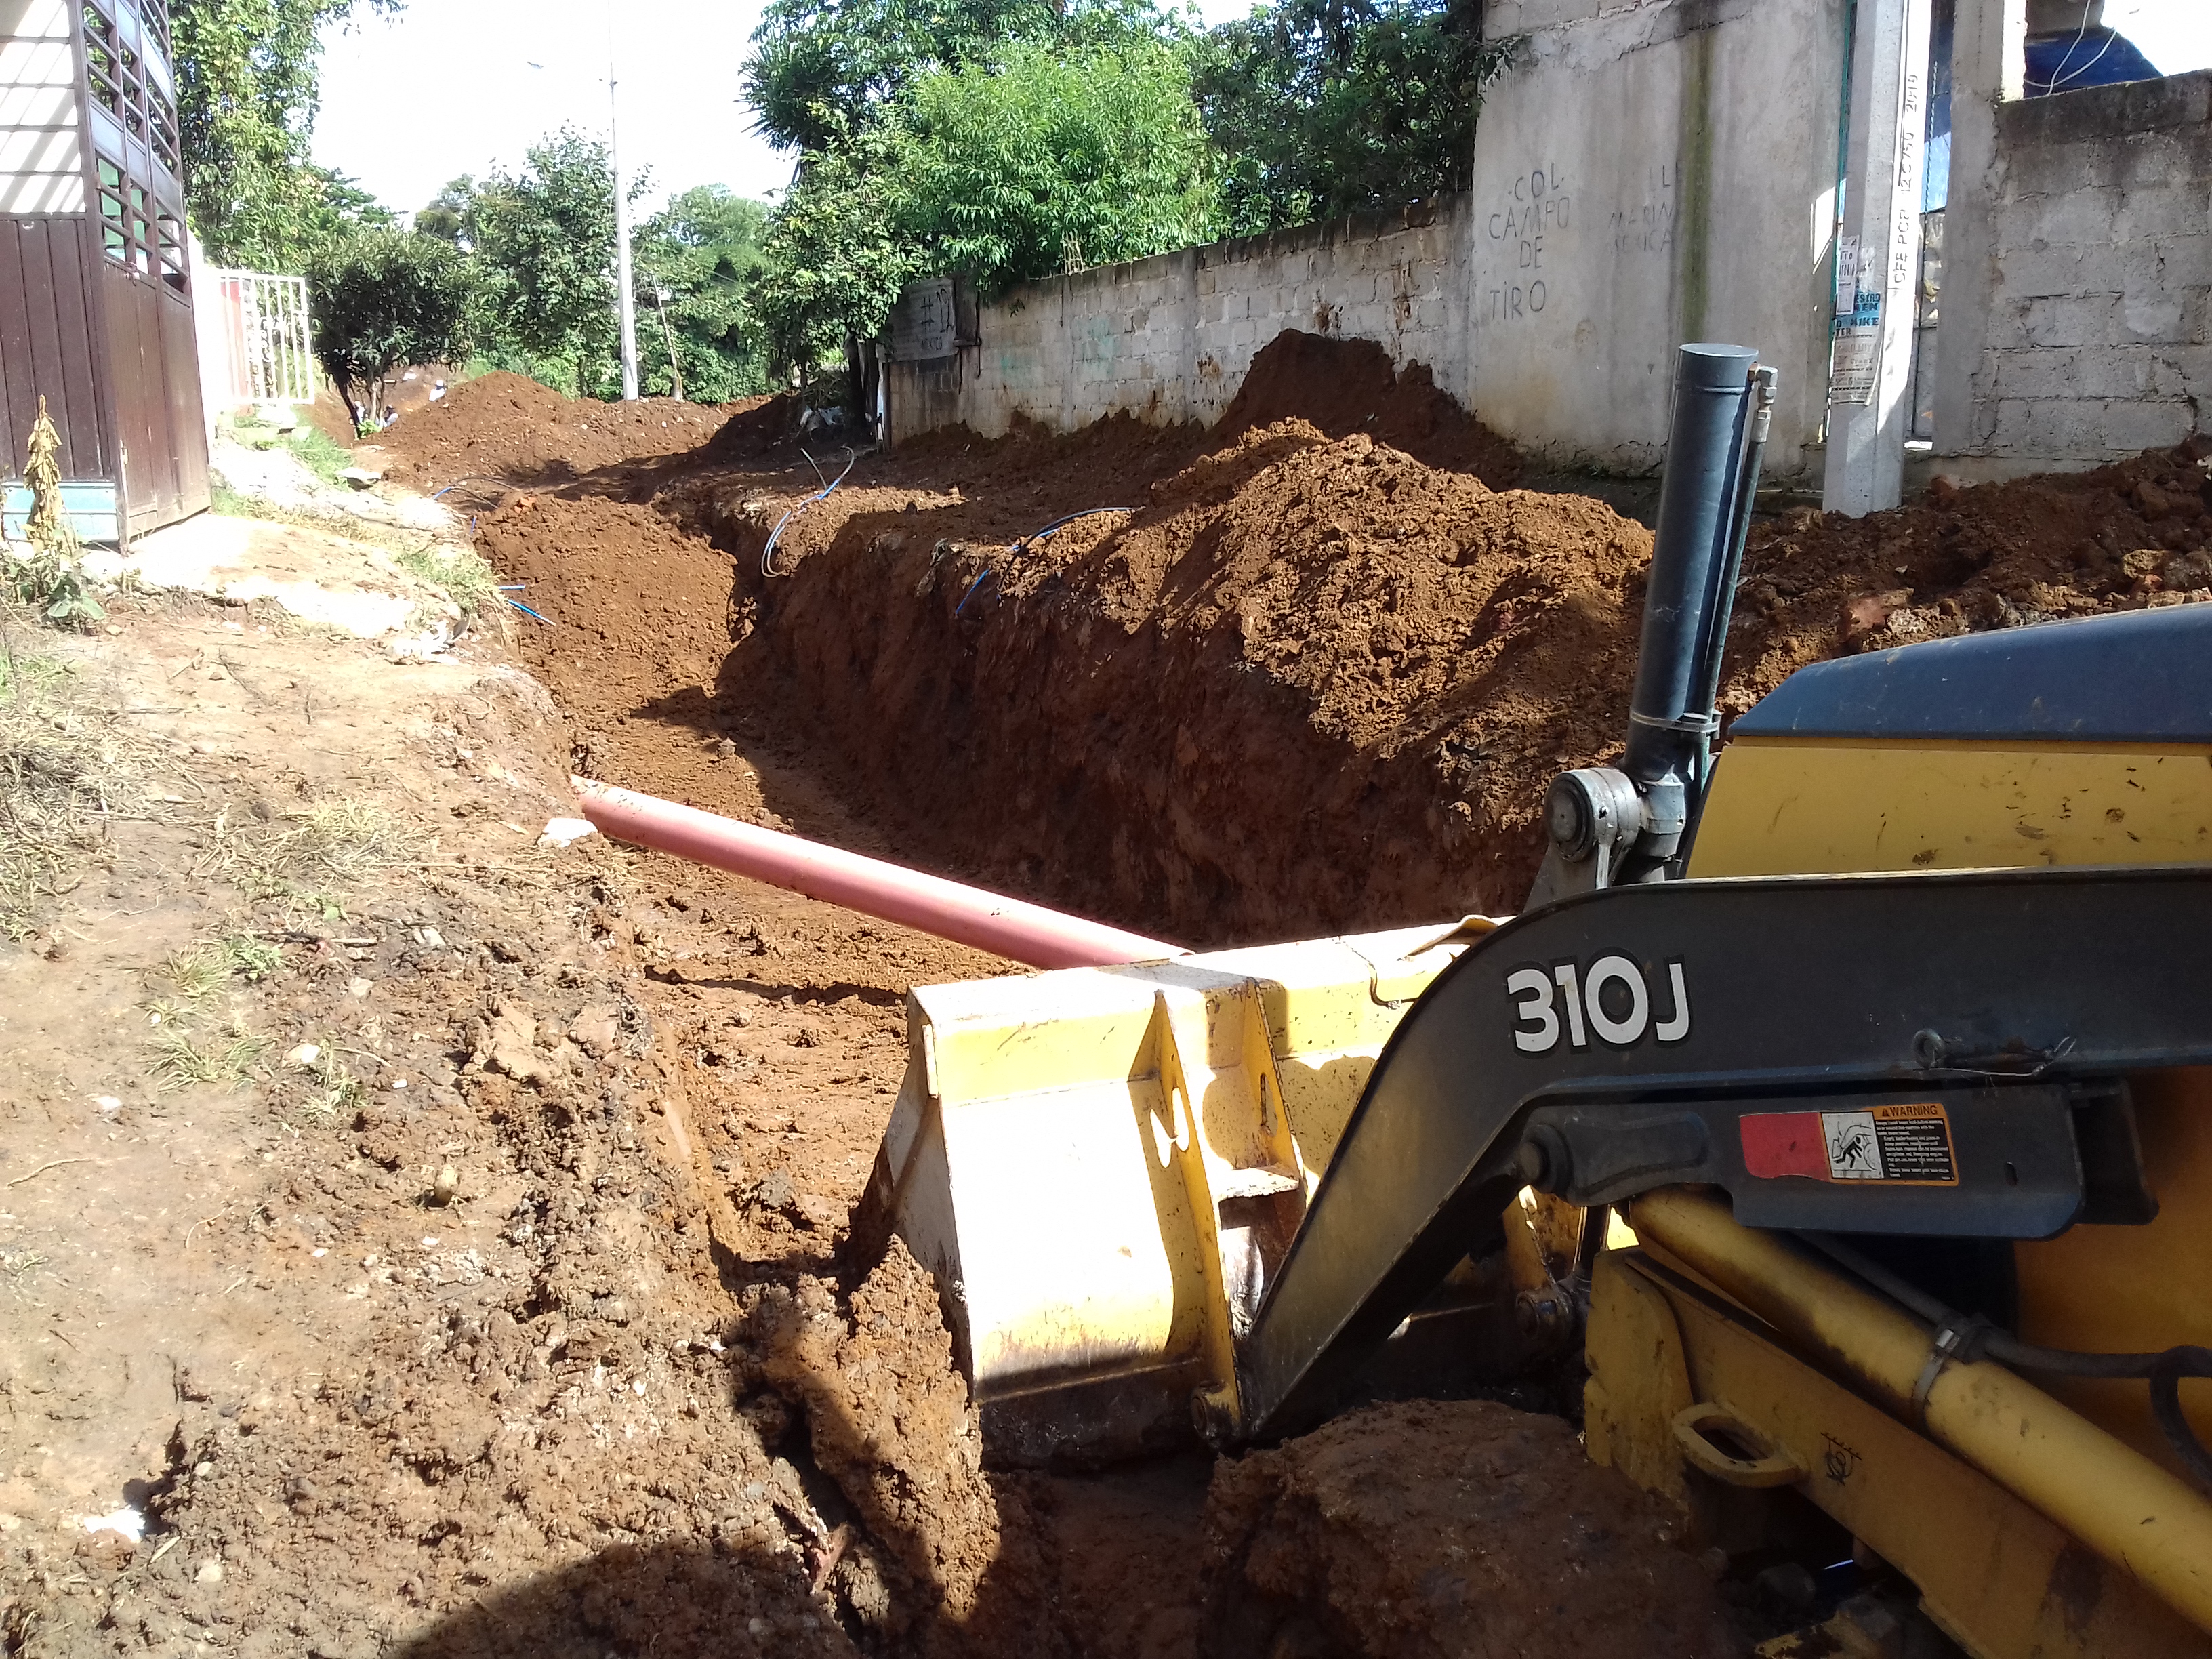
199;268;316;407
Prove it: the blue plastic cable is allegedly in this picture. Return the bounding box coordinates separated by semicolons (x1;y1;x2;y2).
761;446;859;577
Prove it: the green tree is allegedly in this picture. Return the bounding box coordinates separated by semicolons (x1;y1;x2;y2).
306;229;474;427
633;187;775;403
743;0;1208;376
743;0;1060;152
753;117;922;376
1195;0;1519;232
171;0;401;268
413;177;475;245
462;129;640;399
894;40;1218;291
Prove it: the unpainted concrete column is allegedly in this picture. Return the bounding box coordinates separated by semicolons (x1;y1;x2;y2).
1824;0;1936;515
1931;0;2025;459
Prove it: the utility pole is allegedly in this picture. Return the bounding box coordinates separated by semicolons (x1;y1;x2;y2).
1823;0;1933;514
609;10;639;401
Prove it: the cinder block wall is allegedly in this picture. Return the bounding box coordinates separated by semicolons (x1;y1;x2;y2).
885;198;1471;443
1950;70;2212;470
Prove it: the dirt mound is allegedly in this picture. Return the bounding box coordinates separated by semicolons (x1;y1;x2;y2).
702;392;801;461
1216;330;1523;487
1723;442;2212;713
748;1242;1063;1654
1204;1399;1743;1659
375;370;752;491
741;422;1648;940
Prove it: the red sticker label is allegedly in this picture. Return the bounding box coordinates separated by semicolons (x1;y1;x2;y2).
1741;1103;1959;1186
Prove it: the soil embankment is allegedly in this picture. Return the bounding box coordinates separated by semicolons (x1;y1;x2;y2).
474;332;2212;942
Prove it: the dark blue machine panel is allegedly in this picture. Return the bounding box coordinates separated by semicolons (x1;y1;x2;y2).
1731;605;2212;744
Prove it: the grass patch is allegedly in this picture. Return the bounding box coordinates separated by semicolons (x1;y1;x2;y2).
291;1041;368;1119
163;931;285;996
206;487;501;617
203;796;417;901
0;608;161;936
150;1019;273;1090
288;426;355;487
163;946;229;1000
390;540;499;614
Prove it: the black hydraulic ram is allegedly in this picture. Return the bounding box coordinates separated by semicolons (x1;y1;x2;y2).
1530;344;1777;901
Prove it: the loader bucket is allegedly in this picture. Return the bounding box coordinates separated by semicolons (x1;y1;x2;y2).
855;920;1555;1466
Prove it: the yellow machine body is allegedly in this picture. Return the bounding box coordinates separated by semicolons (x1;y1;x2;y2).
862;922;1543;1464
869;623;2212;1653
1687;729;2212;1481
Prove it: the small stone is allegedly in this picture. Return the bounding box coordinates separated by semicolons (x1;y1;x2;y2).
346;977;373;999
195;1559;224;1584
285;1043;322;1069
91;1095;122;1117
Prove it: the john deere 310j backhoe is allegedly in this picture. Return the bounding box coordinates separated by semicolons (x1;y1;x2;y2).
851;344;2212;1656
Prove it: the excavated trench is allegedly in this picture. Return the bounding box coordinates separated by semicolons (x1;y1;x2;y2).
356;337;2212;1658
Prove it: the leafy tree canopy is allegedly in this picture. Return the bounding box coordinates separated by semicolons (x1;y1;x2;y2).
171;0;400;269
634;187;775;403
743;0;1210;371
1194;0;1517;232
454;129;639;399
753;116;920;373
306;228;474;425
895;41;1218;292
743;0;1062;153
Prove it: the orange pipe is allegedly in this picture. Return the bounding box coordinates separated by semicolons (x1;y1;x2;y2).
572;777;1187;970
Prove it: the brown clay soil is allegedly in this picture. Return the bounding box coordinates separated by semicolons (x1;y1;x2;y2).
367;371;757;493
8;327;2210;1658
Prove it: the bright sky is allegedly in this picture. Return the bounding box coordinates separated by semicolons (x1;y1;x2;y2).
2108;1;2212;75
312;0;1240;222
312;0;2212;225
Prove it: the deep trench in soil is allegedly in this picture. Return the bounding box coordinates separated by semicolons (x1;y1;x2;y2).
336;332;2212;1658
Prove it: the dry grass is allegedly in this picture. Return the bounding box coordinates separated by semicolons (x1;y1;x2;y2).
0;607;163;937
195;797;419;903
150;1019;274;1090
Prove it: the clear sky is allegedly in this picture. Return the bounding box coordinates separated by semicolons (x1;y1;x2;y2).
311;0;1233;222
2108;1;2212;75
310;0;2212;226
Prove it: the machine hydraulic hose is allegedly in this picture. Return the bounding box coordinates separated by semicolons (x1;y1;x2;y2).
1803;1230;2212;1492
1633;1190;2212;1635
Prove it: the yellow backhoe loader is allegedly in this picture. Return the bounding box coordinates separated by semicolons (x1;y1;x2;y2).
858;344;2212;1657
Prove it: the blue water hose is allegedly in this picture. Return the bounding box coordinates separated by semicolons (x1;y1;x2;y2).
953;508;1138;619
760;447;859;577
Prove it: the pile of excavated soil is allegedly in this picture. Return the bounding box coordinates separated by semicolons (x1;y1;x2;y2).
1722;441;2212;712
478;327;2212;947
1204;1400;1744;1658
374;371;753;491
732;421;1652;939
1214;329;1525;485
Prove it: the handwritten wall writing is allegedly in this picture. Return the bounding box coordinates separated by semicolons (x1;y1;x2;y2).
1609;163;1679;257
1481;163;1568;324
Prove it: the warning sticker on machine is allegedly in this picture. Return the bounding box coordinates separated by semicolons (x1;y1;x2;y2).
1740;1103;1959;1185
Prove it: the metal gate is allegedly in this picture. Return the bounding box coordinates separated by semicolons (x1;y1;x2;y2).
199;268;315;409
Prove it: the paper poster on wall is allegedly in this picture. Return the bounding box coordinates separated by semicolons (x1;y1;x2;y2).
1829;291;1883;407
1834;236;1860;318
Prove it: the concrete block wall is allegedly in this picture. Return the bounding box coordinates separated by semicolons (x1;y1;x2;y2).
1467;0;1848;484
885;199;1473;445
1945;70;2212;470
